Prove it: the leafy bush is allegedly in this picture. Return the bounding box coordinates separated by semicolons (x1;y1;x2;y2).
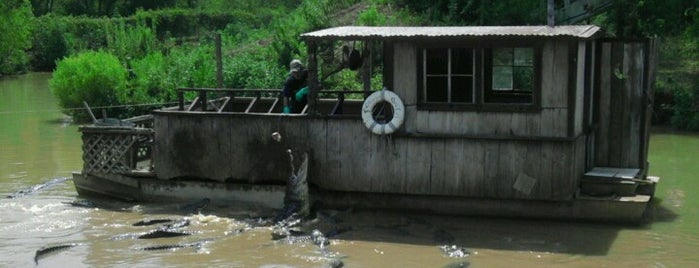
223;52;286;89
671;82;699;131
164;45;218;92
0;0;33;75
50;51;127;122
105;19;160;62
30;15;68;71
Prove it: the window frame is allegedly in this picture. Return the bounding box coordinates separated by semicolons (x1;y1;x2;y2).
416;39;543;113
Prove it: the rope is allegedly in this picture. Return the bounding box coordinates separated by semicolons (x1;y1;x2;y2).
0;101;179;115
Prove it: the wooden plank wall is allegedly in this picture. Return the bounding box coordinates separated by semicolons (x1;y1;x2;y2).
153;113;579;201
594;41;648;168
309;126;580;201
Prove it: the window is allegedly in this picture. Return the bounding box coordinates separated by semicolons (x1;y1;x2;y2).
486;47;534;104
422;48;475;104
418;44;539;111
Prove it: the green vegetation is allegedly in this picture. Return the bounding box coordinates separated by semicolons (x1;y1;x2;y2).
50;51;127;122
0;0;33;75
1;0;698;129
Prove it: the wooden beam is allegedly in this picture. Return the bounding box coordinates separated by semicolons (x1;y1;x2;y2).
307;41;319;115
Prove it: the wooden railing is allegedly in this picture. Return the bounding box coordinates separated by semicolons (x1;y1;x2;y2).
177;87;368;115
80;124;154;176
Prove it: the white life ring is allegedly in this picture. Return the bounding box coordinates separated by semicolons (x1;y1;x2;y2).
361;89;405;135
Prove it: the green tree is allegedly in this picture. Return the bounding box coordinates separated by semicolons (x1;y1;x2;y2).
50;51;127;122
0;0;34;75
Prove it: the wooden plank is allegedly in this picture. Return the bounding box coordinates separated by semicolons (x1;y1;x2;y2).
567;40;578;137
539;142;554;199
574;41;586;136
415;110;429;133
595;42;612;166
627;43;644;167
540;41;556;108
430;139;448;194
444;139;465;196
540;108;567;137
539;40;569;108
322;120;343;189
482;142;499;197
497;142;518;198
461;141;485;197
640;38;658;172
510;113;528;137
609;41;626;167
393;42;417;105
523;141;544;199
405;140;432;194
550;141;573;200
525;112;541;137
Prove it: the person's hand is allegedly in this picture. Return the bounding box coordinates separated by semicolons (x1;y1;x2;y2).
283;106;291;114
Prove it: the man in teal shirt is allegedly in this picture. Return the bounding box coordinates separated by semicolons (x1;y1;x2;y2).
282;59;308;114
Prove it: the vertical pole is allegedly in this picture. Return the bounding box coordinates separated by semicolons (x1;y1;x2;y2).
547;0;555;27
307;41;319;115
215;33;224;88
362;41;372;96
178;90;184;111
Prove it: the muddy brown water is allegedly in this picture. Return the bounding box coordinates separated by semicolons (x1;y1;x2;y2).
1;73;697;267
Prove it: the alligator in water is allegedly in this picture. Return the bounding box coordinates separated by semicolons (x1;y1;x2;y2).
273;150;310;223
133;218;174;226
7;177;71;198
34;243;83;264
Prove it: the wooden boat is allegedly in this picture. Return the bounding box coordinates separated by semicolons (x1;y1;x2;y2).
74;25;659;223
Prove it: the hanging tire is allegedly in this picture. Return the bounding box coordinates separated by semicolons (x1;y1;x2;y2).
361;89;405;135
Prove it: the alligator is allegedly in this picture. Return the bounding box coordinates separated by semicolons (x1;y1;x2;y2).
7;177;71;198
273;150;310;223
34;242;83;264
133;218;174;226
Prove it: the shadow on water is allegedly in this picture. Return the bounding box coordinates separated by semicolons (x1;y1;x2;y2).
641;197;679;224
307;200;680;257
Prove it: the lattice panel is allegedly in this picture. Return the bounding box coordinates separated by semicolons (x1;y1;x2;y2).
82;131;152;174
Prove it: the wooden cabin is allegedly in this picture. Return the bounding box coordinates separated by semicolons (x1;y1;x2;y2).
78;25;657;221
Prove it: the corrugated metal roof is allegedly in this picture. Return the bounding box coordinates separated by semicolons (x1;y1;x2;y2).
301;25;601;40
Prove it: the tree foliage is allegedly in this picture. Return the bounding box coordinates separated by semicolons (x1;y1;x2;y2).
50;51;127;121
0;0;34;75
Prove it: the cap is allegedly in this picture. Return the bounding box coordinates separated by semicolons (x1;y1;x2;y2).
289;59;303;74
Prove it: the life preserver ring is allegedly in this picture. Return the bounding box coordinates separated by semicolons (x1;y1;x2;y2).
361;89;405;135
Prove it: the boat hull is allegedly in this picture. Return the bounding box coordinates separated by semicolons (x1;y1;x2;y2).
73;172;653;223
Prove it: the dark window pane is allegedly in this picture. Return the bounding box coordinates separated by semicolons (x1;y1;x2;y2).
452;48;473;74
514;48;534;66
492;48;513;66
492;66;512;90
451;76;473;103
426;49;448;74
426;77;448;102
513;66;534;92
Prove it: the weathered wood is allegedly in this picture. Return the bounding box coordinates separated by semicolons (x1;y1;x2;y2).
595;42;612;166
482;142;499;197
542;40;568;108
393;42;417;105
574;41;586;136
608;42;625;166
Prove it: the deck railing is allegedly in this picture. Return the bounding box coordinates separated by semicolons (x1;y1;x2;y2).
177;87;368;115
80;124;154;176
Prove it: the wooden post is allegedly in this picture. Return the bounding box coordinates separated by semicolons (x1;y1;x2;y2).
215;33;224;88
547;0;555;27
307;41;319;115
362;41;372;96
178;90;184;111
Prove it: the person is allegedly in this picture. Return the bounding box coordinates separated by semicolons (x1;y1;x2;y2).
282;59;309;114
